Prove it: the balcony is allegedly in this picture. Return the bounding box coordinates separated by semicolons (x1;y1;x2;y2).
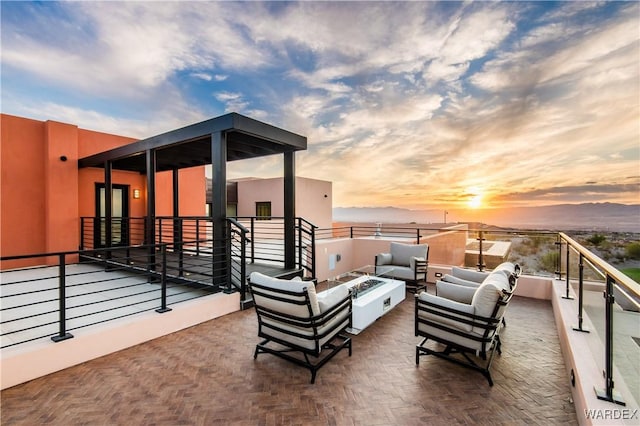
1;222;638;424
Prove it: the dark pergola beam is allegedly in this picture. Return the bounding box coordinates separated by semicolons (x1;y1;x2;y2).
78;113;306;171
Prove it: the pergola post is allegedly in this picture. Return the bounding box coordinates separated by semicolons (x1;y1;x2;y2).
104;161;112;257
211;131;227;287
146;149;156;270
284;151;295;270
172;169;183;276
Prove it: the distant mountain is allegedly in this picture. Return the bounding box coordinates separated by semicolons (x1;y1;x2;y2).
333;203;640;232
333;207;442;224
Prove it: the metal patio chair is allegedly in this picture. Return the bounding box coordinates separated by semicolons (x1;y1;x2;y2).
248;272;352;384
414;266;518;386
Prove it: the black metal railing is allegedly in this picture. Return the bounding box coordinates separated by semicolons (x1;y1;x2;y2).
316;224;426;242
297;217;317;278
232;216;317;275
227;218;249;301
81;216;318;306
316;225;562;277
559;232;640;406
0;242;220;349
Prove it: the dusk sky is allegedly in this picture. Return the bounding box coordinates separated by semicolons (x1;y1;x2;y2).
2;1;639;211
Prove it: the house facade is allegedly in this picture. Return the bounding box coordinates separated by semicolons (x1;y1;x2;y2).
0;114;206;269
232;176;332;229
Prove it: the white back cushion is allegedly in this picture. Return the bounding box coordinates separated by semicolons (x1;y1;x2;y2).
390;242;428;266
250;272;320;316
471;282;502;319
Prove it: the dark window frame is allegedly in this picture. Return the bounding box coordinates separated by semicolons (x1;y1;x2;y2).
255;201;272;220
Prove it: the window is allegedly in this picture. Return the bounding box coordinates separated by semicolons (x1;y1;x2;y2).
256;202;271;220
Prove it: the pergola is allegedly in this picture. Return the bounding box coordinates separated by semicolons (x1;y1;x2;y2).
79;112;307;285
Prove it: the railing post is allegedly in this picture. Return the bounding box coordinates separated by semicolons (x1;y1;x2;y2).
156;245;172;313
125;218;131;261
240;228;247;300
563;240;573;299
572;253;589;333
311;225;316;279
196;219;200;256
80;218;85;251
554;234;562;280
225;225;233;294
350;227;354;239
176;217;184;277
476;231;485;272
250;217;255;263
297;218;303;271
416;229;420;244
52;254;73;342
595;275;625;405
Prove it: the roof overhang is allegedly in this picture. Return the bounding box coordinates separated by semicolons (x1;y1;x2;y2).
78;113;307;172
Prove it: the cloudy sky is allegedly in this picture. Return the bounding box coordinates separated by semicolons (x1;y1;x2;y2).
2;1;639;210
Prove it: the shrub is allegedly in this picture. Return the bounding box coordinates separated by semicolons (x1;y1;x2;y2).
625;242;640;260
587;233;606;246
538;251;559;273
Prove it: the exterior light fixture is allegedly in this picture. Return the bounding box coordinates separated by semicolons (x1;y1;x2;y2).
133;189;141;199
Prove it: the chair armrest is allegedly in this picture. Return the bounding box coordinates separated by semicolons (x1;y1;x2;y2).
410;256;427;271
442;274;480;288
375;253;392;266
436;280;476;304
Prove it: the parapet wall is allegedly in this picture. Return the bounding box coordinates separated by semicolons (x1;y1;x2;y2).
315;224;468;282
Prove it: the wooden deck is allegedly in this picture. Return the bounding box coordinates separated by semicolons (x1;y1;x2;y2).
1;293;577;425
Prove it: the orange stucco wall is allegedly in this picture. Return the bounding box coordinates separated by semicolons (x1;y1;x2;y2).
1;115;47;265
1;114;205;269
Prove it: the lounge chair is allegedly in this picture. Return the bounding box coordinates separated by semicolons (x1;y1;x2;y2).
375;242;428;293
248;272;352;384
414;266;518;386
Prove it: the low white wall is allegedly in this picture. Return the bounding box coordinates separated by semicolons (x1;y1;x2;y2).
1;292;240;390
314;229;468;283
552;280;639;425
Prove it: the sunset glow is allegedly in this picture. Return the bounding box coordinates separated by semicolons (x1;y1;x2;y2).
468;195;483;209
2;1;638;210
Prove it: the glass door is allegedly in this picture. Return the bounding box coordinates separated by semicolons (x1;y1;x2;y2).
95;184;130;248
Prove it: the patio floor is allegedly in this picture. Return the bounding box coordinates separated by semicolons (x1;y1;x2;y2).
0;295;577;425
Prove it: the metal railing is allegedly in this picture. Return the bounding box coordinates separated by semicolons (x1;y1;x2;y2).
232;216;317;276
0;242;220;349
317;225;563;276
80;215;318;305
316;224;426;242
228;218;249;301
559;232;640;406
